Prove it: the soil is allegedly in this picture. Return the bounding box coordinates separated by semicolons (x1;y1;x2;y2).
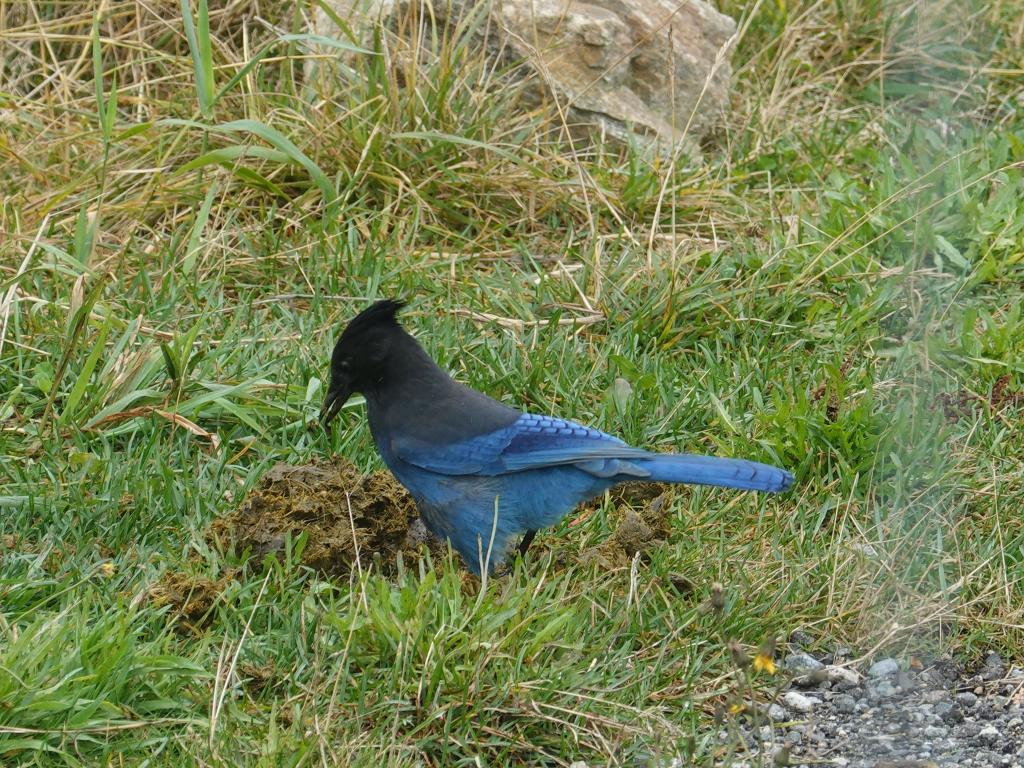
579;482;674;568
207;457;447;576
148;572;228;631
153;469;677;626
152;458;448;627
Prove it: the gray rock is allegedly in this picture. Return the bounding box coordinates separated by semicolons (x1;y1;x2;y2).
978;724;1001;744
824;665;861;687
935;701;964;723
874;680;898;699
785;652;824;673
767;703;789;722
983;651;1005;679
959;722;982;738
782;691;820;713
956;691;979;708
835;694;857;714
868;658;900;678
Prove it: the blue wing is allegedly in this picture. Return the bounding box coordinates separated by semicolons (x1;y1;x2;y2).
391;413;652;477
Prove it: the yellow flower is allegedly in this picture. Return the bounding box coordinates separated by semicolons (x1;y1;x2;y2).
98;562;116;578
728;702;746;715
753;638;778;674
752;652;777;675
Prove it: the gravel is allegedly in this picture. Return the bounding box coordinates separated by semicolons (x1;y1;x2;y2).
868;658;901;678
785;652;825;673
719;650;1024;767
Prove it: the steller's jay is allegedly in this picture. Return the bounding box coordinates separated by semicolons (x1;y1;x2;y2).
320;300;794;574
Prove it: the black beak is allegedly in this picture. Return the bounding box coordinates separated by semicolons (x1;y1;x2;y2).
319;384;351;429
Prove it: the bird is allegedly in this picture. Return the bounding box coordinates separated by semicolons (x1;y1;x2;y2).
320;299;794;574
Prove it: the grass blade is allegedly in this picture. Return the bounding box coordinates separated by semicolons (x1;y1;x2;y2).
182;0;215;115
58;317;112;426
182;182;218;276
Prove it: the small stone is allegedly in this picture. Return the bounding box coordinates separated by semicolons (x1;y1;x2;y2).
956;691;979;708
959;722;982;738
824;665;861;687
875;680;898;698
935;701;964;723
983;651;1005;679
767;703;788;722
782;691;819;713
923;689;950;703
784;652;824;673
869;658;900;678
978;724;1001;744
835;694;857;714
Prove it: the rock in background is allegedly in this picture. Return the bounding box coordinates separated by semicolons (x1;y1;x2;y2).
312;0;736;152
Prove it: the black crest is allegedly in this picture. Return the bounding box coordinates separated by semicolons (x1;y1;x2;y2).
339;298;407;343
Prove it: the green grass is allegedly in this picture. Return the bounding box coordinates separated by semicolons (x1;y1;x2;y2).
2;0;1024;764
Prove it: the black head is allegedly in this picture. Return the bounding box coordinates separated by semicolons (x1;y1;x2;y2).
319;299;408;427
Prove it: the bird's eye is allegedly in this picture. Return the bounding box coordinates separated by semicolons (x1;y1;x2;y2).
339;359;351;370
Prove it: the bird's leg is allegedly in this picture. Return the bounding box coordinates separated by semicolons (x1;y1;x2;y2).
518;529;537;557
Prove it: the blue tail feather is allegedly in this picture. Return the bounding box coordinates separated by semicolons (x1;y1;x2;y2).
638;454;794;493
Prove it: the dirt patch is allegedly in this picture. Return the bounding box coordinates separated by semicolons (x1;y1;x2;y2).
207;457;447;577
579;485;675;569
149;572;227;631
151;458;452;628
937;373;1024;422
